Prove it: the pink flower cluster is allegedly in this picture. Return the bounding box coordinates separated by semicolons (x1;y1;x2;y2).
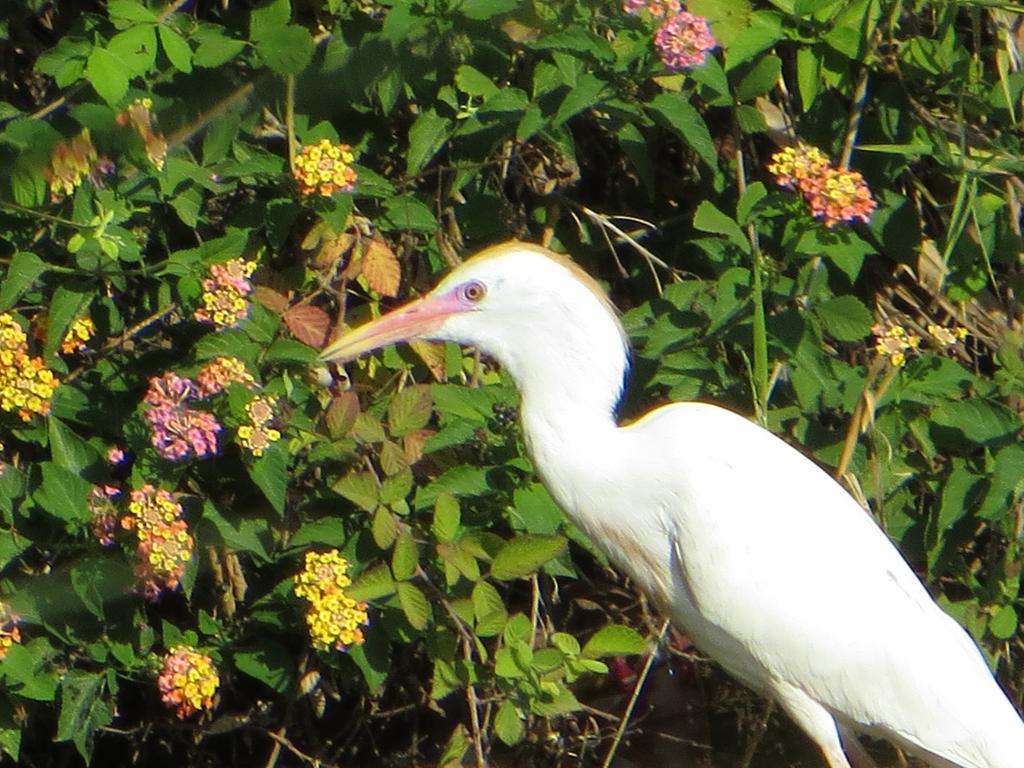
768;143;877;228
196;356;256;397
625;1;715;70
88;484;122;546
157;646;219;719
143;373;221;461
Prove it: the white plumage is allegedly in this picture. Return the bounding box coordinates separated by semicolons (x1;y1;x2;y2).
321;240;1024;767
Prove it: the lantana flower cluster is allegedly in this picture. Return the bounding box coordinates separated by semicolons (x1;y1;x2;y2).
60;316;96;354
43;129;99;201
0;313;58;421
293;139;358;197
768;143;877;227
194;258;257;329
157;646;219;719
143;372;222;461
293;550;370;652
0;601;21;659
872;323;920;367
928;323;968;347
196;356;256;397
625;0;716;70
88;484;122;547
122;484;194;598
237;394;281;457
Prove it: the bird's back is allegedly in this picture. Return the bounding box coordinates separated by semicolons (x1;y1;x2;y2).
601;402;1024;767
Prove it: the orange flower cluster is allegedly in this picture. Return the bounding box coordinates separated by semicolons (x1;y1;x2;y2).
60;316;96;354
237;394;281;457
157;646;219;719
194;258;257;329
294;550;369;652
122;485;194;599
116;98;168;170
43;130;99;201
293;139;357;196
768;143;877;228
196;356;256;397
872;323;920;367
0;313;58;421
0;601;21;659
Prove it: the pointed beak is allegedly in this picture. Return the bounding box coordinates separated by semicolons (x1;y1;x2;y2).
320;290;463;364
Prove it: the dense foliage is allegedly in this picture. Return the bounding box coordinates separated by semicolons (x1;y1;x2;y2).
0;0;1022;765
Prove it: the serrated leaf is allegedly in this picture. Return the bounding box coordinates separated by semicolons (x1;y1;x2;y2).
693;200;749;253
407;108;452;176
372;506;398;549
35;463;91;528
494;699;524;745
490;535;567;581
56;670;109;762
388;385;432;437
646;92;717;171
736;181;767;226
432;493;460;543
326;391;361;438
409;339;447;380
361;238;401;297
391;528;419;581
471;581;507;637
814;295;872;342
107;0;159;22
285;303;331;347
932;400;1019;444
234;640;292;693
0;251;46;311
247;442;287;516
347;562;396;601
582;624;647;658
86;47;130;106
396;581;431;630
158;25;192;73
335;470;379;512
437;541;481;583
253;24;313;75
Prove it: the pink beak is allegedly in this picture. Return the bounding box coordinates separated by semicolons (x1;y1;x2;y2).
319;290;464;364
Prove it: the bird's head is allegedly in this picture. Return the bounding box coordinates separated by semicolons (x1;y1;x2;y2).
320;240;630;412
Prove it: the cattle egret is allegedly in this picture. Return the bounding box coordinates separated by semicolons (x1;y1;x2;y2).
320;240;1024;768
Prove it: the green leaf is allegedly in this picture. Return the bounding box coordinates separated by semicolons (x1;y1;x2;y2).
201;502;271;561
432;493;460;543
56;670;110;762
490;534;567;581
335;470;379;512
814;295;872;342
932;400;1019;444
457;0;518;19
372;507;398;549
158;25;193;72
391;528;419;581
396;581;431;630
253;25;314;76
194;27;246;67
381;195;437;232
387;384;433;436
733;54;782;103
234;640;293;693
407;108;452;177
693;200;749;253
248;442;288;515
471;581;507;637
107;0;158;22
647;93;717;171
289;517;346;550
510;484;563;534
582;625;647;658
0;251;46;311
494;699;524;745
347;562;396;601
736;181;767;226
455;65;499;97
49;418;99;474
989;605;1018;640
35;463;91;528
1;641;59;701
552;73;606;126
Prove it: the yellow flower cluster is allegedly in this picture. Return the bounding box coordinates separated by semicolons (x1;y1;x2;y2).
116;98;167;170
60;316;96;354
196;356;256;397
123;485;193;598
293;139;358;197
0;313;58;421
927;323;968;347
872;323;920;367
0;601;21;659
237;394;281;457
157;646;219;719
294;550;369;652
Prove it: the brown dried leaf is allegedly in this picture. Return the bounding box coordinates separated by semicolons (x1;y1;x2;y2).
361;238;401;297
403;428;434;465
285;303;331;347
313;232;358;272
253;285;289;314
410;339;446;381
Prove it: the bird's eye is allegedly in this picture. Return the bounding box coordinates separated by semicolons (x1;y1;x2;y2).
460;280;487;303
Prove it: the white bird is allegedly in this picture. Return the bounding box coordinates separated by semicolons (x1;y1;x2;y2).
320;240;1024;768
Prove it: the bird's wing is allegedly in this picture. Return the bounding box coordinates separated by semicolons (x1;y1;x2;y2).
626;402;1023;765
